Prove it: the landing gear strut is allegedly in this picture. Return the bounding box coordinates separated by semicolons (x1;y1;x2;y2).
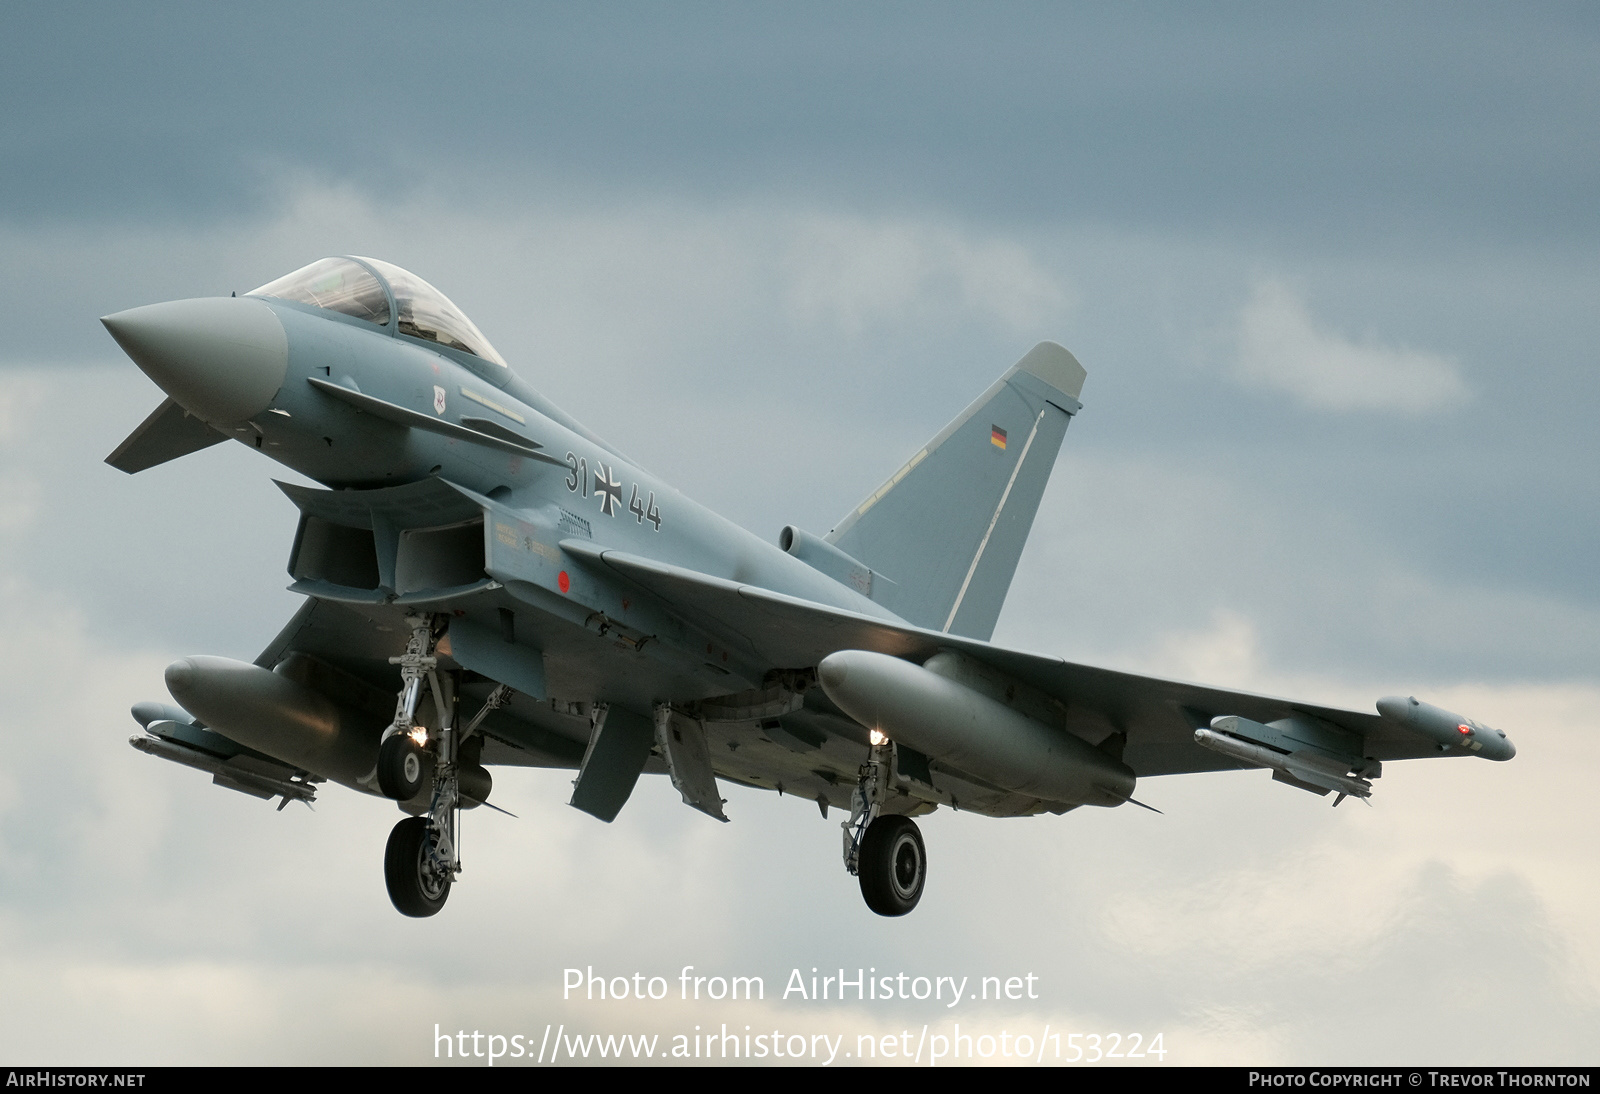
378;614;444;802
378;614;513;918
843;732;927;917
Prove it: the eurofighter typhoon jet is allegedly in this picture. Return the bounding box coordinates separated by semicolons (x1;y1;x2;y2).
103;257;1516;918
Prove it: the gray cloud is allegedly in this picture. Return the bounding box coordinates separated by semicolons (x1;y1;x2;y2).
5;5;1599;250
2;10;1596;1065
1233;280;1469;413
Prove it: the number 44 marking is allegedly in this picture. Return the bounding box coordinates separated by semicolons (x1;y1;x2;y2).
629;484;662;530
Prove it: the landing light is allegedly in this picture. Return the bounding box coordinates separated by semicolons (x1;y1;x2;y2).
869;729;888;747
409;727;429;746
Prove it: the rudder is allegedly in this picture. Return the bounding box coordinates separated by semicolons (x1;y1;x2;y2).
826;342;1085;640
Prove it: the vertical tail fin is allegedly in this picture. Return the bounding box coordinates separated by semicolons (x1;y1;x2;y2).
827;342;1085;640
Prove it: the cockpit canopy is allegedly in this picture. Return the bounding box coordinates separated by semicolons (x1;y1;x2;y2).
247;256;507;367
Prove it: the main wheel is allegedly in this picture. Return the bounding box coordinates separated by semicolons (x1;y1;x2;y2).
377;733;426;800
857;815;926;917
384;816;450;917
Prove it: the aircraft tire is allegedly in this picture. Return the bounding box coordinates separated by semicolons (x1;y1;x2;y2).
857;815;925;917
384;816;450;917
377;734;426;800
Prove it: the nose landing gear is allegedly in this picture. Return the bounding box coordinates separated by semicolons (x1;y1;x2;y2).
378;615;513;918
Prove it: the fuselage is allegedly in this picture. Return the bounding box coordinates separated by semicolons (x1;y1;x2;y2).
102;258;903;708
256;297;893;620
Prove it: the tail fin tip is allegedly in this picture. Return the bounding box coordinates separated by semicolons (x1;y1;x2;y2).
1018;341;1087;402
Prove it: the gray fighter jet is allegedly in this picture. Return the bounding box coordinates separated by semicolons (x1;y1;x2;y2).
103;257;1516;918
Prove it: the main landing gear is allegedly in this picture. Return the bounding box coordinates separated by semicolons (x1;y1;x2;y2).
377;614;512;918
843;732;927;916
385;815;450;917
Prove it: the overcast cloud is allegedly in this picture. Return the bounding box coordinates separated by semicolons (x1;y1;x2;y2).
1233;279;1470;413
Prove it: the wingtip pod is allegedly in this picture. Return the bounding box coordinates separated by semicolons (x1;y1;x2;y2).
1377;695;1516;761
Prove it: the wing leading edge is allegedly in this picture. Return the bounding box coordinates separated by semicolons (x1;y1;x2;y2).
560;541;1456;779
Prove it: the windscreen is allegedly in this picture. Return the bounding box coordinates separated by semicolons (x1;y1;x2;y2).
247;258;391;327
355;257;507;366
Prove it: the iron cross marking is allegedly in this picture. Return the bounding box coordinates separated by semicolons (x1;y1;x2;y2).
594;463;623;516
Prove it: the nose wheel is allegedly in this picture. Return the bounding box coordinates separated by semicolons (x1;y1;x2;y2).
377;734;425;800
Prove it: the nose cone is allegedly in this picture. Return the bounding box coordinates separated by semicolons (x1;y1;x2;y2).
102;297;288;425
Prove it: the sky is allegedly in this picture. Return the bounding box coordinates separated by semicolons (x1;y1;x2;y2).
1;2;1596;1067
